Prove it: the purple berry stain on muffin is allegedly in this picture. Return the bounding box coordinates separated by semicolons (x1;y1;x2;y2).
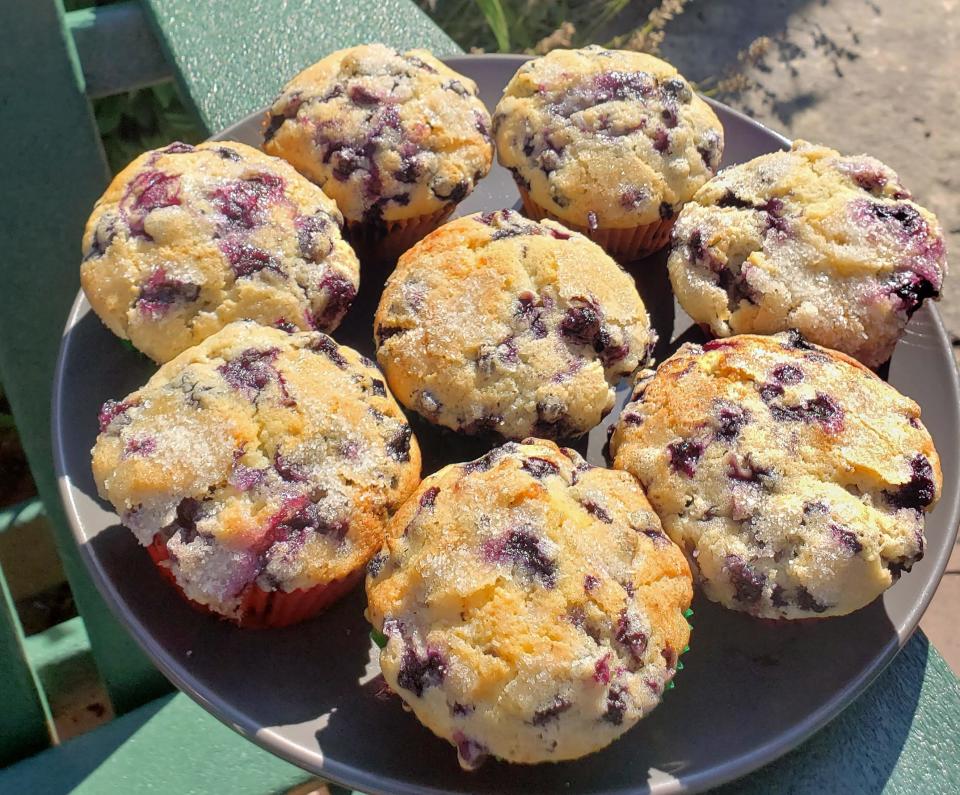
397;646;447;697
161;142;195;155
136;268;200;317
515;292;550;339
714;404;749;442
386;425;413;462
295;212;336;262
668;439;704;477
273;451;307;483
602;686;628;725
122;170;181;237
217;348;281;397
210;173;284;229
726;452;771;484
831;523;863;554
723;555;765;604
886;270;939;316
221;240;281;279
760;384;844;434
482;525;558;587
795;586;828;613
884;454;936;511
642;528;669;547
615;610;648;661
312;272;358;328
229;464;266;492
367;552;388;578
593;654;612;685
581;499;613;523
276;501;349;540
530;695;572;726
307;334;347;368
771;363;803;384
521;457;560;479
419;486;440;510
453;731;488;770
98;399;132;432
122;436;156;458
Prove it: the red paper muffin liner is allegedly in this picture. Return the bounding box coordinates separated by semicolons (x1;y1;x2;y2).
517;185;675;262
147;534;363;629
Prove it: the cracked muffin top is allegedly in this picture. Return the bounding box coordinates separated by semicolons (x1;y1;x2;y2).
374;210;655;440
493;46;723;229
610;331;941;619
91;321;420;619
668;140;948;367
366;438;692;768
264;44;494;227
81;140;359;363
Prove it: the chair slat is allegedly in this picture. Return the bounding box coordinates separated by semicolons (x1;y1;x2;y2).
66;2;171;98
0;692;310;794
0;564;51;765
140;0;463;134
0;0;171;717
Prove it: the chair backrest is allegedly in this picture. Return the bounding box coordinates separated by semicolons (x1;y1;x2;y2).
0;0;457;763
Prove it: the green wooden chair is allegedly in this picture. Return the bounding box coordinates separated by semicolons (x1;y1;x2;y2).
0;2;957;792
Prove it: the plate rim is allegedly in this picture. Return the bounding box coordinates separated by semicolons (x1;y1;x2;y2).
51;53;960;795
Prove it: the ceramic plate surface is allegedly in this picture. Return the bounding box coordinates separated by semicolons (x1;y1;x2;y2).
53;55;960;794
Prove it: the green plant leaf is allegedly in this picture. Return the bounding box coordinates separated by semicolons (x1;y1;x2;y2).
475;0;510;52
151;82;176;110
94;95;123;136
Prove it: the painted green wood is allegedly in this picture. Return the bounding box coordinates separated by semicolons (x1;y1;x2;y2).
23;615;97;717
66;1;171;97
139;0;463;135
0;0;171;716
0;559;52;765
0;692;311;794
1;630;956;792
722;631;960;794
0;496;44;534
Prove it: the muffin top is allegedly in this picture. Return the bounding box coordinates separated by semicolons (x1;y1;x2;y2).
610;332;942;619
374;210;655;439
667;140;948;367
81;141;359;364
366;439;692;767
92;322;420;616
493;46;723;230
263;44;494;227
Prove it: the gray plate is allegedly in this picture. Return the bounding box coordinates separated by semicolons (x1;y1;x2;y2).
53;55;960;794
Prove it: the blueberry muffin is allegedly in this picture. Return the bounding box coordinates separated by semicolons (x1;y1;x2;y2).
81;141;360;364
366;439;692;768
91;321;420;626
374;210;655;440
493;46;724;260
668;140;948;368
609;332;942;619
264;44;494;258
